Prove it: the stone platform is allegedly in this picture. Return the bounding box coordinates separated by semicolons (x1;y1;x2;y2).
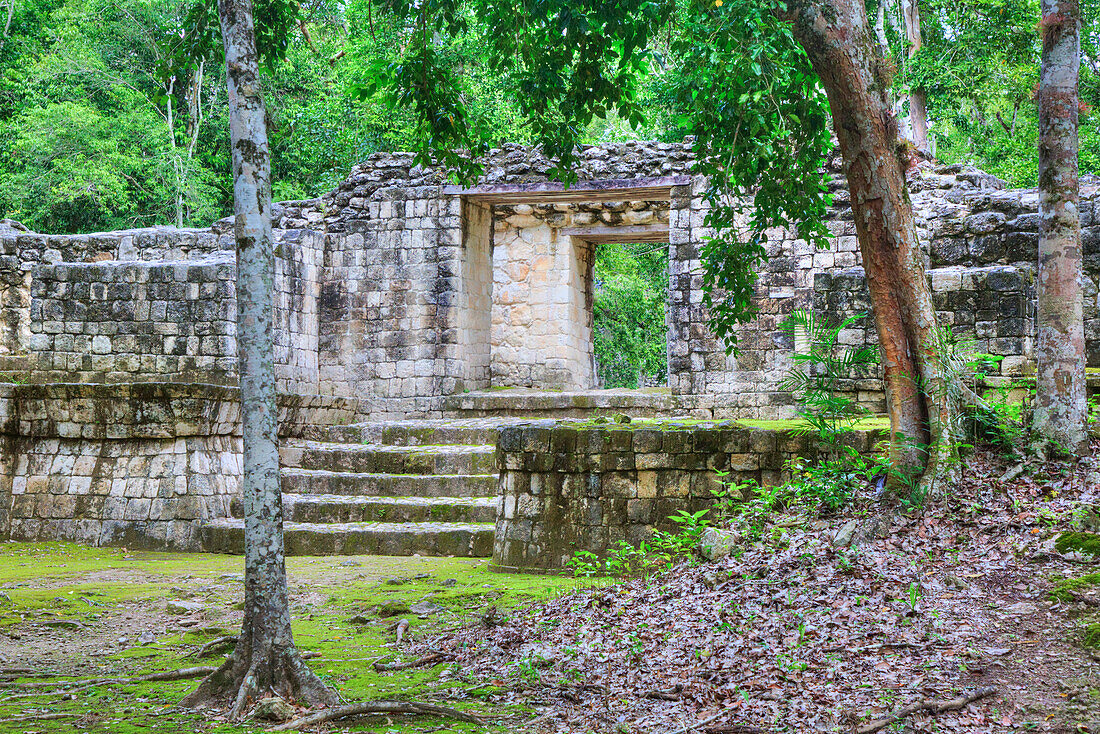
491;418;886;572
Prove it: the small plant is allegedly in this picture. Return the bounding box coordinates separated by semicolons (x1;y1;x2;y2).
777;310;884;511
907;582;922;612
564;509;714;579
668;508;710;540
565;550;601;578
779;309;878;445
603;540;645;577
709;473;755;523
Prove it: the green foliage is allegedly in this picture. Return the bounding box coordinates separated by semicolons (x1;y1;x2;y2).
564;508;712;579
664;2;832;348
887;0;1100;185
362;0;834;352
778;310;878;443
0;0;533;232
787;451;891;513
592;241;668;388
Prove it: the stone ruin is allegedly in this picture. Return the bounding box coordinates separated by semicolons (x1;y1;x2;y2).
0;141;1096;569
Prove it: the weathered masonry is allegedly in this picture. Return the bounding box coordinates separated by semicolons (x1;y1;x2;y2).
0;141;1097;556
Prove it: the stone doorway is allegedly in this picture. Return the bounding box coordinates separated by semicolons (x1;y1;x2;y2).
488;202;672;392
584;238;670;390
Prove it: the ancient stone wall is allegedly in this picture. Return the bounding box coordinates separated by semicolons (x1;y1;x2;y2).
807;173;1100;401
0;144;1097;418
0;222;324;393
0;383;365;550
492;420;884;572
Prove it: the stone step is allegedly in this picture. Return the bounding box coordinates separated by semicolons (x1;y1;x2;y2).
440;388;713;419
281;469;498;498
273;494;497;524
302;421;508;447
201;518;495;557
280;442;497;475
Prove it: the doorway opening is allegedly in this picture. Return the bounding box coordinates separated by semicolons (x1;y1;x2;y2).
590;240;669;389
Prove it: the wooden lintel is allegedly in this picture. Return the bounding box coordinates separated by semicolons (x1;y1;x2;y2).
557;224;670;243
443;176;689;204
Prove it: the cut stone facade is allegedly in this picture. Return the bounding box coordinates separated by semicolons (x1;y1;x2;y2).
492;421;884;572
0;383;364;549
0;141;1097;552
1;146;1097;418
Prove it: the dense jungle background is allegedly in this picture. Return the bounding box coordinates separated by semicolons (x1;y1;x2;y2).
0;0;1097;386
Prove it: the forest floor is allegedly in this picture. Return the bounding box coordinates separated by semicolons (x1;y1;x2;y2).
1;441;1099;733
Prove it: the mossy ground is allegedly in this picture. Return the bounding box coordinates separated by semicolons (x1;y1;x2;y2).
735;415;891;432
0;542;597;733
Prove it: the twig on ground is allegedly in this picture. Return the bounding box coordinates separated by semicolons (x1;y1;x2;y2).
856;687;998;734
668;710;727;734
269;700;485;730
643;689;681;701
372;651;452;672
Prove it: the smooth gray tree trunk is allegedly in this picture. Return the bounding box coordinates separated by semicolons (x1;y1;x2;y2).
181;0;336;717
1034;0;1088;453
900;0;930;153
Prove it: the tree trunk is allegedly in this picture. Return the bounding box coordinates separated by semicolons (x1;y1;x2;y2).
787;0;953;487
181;0;337;718
901;0;930;153
908;88;930;153
1034;0;1087;453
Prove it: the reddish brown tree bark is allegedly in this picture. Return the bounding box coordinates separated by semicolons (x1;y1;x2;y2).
787;0;953;485
1034;0;1088;453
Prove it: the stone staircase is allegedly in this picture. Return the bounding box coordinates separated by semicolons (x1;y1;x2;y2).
201;420;502;557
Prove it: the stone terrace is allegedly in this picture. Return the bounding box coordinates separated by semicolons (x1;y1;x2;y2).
0;144;1096;560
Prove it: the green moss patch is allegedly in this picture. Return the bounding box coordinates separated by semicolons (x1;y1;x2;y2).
1055;532;1100;558
735;415;891;432
0;543;595;733
1051;572;1100;602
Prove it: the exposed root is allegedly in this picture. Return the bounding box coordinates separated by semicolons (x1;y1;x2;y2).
372;651;452;672
188;635;237;659
181;645;337;721
3;712;78;723
269;700;486;731
856;686;998;734
1;666;217;700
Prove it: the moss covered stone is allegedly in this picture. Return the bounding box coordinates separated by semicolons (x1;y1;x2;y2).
1055;532;1100;558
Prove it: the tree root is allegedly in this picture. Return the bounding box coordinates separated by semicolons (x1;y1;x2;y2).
372;651;452;672
181;644;337;721
2;666;217;699
3;712;78;723
855;686;997;734
269;700;486;730
189;635;237;658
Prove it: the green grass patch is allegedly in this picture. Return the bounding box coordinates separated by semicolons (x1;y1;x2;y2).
0;543;594;732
